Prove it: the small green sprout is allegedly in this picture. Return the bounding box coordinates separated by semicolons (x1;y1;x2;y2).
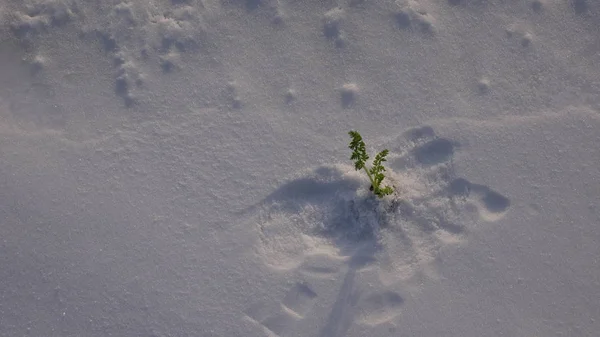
348;131;394;198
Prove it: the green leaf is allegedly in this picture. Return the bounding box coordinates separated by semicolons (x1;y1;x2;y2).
348;131;368;171
348;131;394;198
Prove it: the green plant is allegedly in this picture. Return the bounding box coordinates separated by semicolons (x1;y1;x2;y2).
348;131;394;198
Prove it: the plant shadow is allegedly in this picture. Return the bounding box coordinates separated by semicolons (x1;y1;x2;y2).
250;165;391;263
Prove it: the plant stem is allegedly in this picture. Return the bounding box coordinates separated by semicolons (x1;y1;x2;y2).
362;166;376;192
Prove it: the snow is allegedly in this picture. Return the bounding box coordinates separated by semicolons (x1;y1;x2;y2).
1;0;599;336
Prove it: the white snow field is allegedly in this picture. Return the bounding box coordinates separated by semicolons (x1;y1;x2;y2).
1;0;599;336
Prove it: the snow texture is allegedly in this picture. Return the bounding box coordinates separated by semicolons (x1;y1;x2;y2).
1;0;599;336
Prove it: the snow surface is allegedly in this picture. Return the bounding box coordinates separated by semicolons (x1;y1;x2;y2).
0;0;599;336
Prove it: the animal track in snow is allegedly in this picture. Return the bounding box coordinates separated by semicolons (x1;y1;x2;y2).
244;282;318;337
355;290;405;326
281;282;318;318
242;125;513;335
393;1;437;35
413;137;454;165
9;0;75;38
252;125;511;287
449;178;510;221
297;253;344;279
